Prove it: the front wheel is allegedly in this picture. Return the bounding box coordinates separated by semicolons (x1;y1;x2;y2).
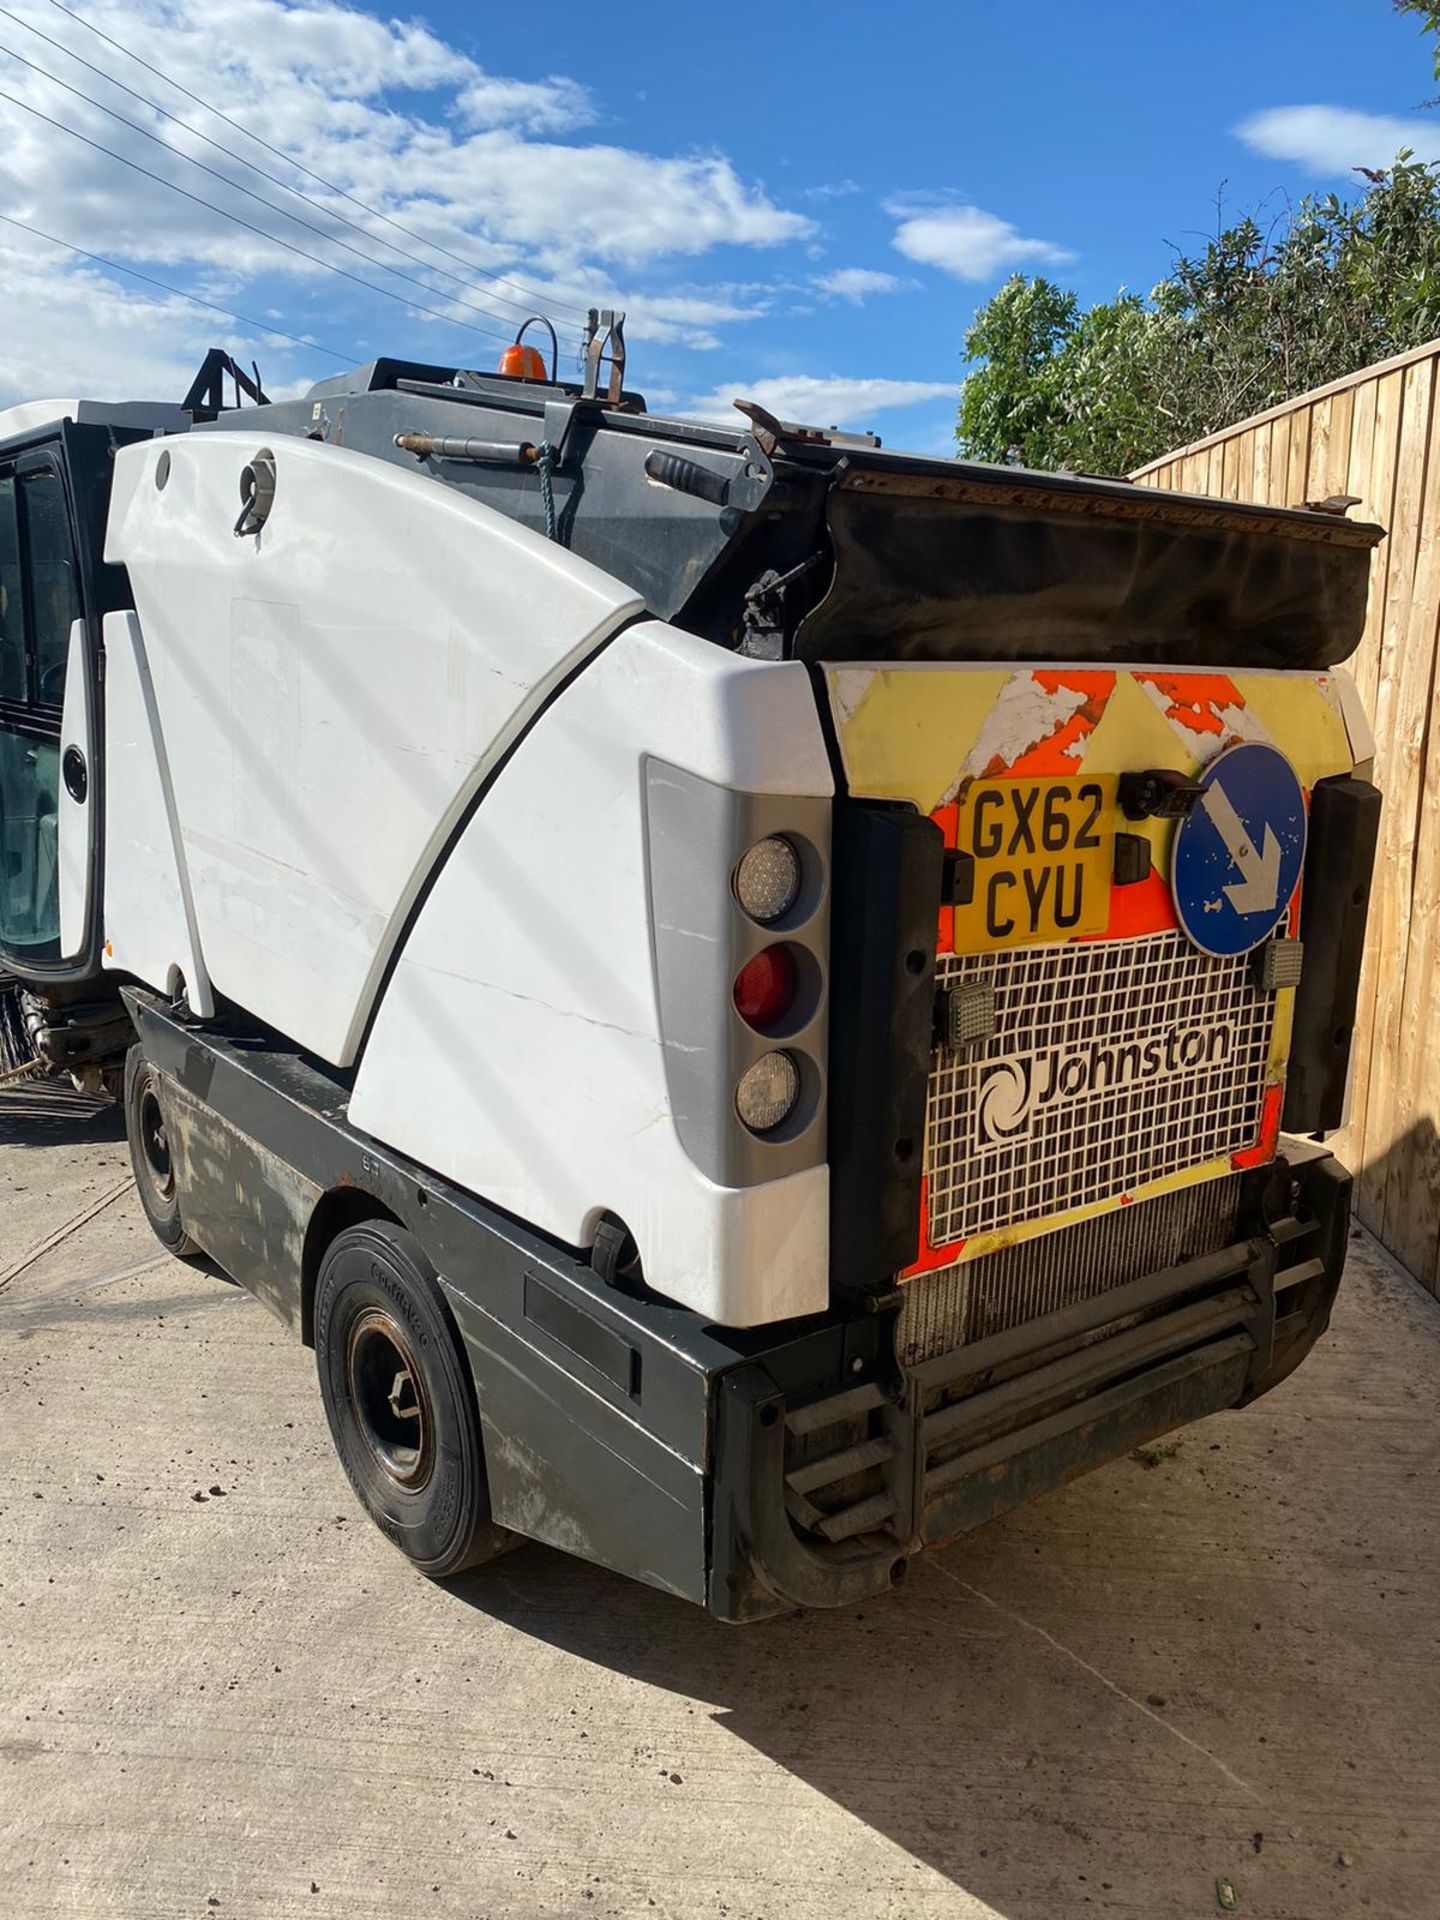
124;1047;199;1257
314;1220;515;1578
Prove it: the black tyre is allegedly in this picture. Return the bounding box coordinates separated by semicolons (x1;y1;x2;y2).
314;1220;515;1578
124;1047;199;1258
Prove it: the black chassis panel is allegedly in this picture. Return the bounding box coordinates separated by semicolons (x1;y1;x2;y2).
126;993;1352;1624
124;993;881;1614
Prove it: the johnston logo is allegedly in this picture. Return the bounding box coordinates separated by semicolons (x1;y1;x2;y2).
974;1025;1235;1147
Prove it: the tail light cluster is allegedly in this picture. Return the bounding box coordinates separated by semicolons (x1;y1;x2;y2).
731;835;819;1136
642;760;830;1189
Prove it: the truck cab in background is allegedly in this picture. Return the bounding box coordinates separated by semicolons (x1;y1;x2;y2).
0;401;187;1079
0;347;1384;1620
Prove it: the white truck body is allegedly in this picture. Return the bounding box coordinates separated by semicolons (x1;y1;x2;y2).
102;430;834;1324
0;352;1383;1616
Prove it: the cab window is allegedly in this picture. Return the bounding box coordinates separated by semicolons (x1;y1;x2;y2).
0;476;22;705
21;466;80;708
0;452;83;965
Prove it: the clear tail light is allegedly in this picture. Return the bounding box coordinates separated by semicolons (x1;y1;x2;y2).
735;1052;800;1133
734;835;801;923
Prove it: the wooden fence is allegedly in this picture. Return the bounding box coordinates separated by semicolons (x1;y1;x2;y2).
1134;339;1440;1294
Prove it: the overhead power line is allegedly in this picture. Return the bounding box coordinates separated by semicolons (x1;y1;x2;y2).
0;84;530;351
0;206;356;363
44;0;595;325
0;6;580;335
0;32;583;353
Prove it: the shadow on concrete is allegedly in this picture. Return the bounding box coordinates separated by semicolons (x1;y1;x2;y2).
445;1465;1261;1919
440;1220;1440;1916
5;1277;235;1339
0;1081;126;1147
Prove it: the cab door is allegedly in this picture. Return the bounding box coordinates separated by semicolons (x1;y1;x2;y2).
0;440;97;980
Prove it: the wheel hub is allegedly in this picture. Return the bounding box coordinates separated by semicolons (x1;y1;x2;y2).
138;1086;175;1200
346;1308;435;1491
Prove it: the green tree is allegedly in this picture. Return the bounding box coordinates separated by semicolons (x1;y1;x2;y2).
952;277;1075;467
1395;0;1440;95
958;158;1440;475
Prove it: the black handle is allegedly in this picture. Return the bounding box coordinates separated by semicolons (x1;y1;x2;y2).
62;745;88;804
644;448;731;507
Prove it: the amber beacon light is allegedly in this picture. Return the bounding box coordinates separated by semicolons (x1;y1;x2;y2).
500;316;559;382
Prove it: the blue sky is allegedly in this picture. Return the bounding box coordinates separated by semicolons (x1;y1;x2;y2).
1;0;1437;446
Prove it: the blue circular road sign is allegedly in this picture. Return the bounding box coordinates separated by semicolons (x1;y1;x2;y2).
1172;742;1307;958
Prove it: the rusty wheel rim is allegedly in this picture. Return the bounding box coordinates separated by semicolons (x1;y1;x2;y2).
346;1307;435;1492
138;1084;176;1202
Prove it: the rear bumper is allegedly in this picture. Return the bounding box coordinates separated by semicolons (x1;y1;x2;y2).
710;1149;1350;1621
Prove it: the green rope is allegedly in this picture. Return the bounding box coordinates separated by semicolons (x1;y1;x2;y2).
536;440;558;541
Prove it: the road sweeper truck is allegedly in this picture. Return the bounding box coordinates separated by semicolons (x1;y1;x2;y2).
0;329;1382;1619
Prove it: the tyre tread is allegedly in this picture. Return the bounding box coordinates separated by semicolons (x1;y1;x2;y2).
314;1220;515;1579
123;1046;200;1258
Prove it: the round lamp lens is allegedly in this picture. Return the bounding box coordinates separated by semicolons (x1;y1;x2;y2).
732;945;799;1029
735;837;801;923
735;1051;801;1133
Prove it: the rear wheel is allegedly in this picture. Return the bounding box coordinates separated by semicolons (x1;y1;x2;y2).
314;1220;515;1578
124;1047;199;1257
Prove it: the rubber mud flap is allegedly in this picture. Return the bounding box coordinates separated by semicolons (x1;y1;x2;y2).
826;804;943;1294
1282;775;1381;1132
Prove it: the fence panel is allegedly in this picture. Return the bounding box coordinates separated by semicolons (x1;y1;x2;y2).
1134;340;1440;1294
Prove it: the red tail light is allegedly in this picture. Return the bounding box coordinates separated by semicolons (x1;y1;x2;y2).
733;945;798;1029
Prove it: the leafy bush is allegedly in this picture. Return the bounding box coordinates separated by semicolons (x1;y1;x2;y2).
957;157;1440;474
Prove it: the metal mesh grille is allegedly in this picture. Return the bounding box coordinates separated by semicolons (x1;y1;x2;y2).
899;1173;1244;1366
925;930;1276;1251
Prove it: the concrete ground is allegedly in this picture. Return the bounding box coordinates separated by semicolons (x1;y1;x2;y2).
1;1082;1437;1920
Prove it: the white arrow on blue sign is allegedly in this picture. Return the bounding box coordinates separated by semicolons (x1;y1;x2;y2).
1171;741;1307;958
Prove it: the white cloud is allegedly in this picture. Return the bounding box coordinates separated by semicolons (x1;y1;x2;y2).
459;145;810;265
0;0;817;395
454;73;597;136
0;226;303;407
888;201;1074;281
684;374;954;431
814;267;907;303
482;272;772;352
0;0;814;270
1236;104;1440;175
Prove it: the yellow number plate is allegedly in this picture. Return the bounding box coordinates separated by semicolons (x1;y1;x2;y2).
952;775;1116;952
